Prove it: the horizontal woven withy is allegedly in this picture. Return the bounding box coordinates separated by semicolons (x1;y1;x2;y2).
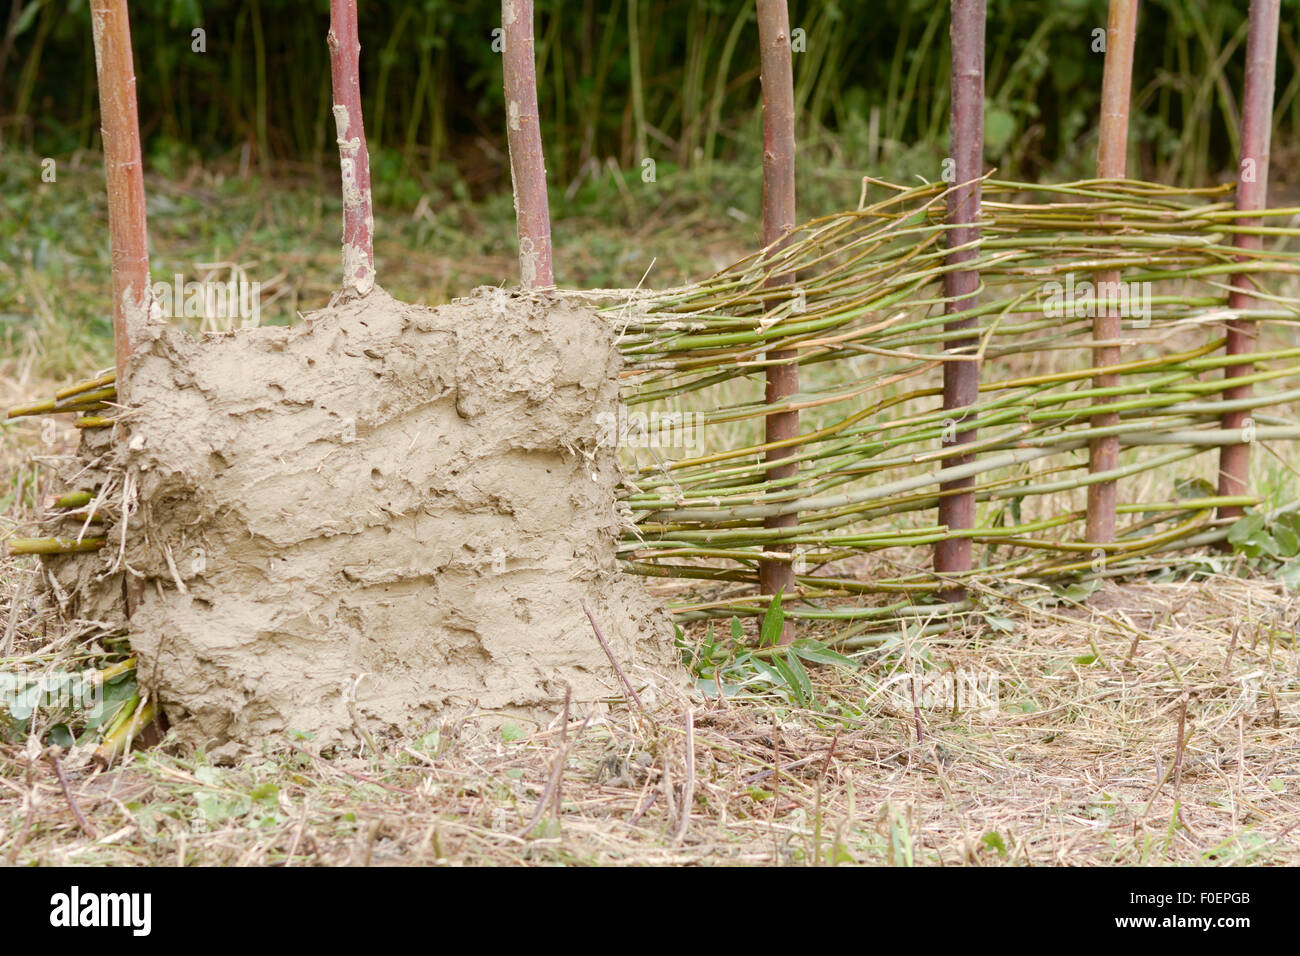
600;178;1300;623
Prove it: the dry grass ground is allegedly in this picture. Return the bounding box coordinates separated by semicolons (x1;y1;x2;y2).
1;563;1297;865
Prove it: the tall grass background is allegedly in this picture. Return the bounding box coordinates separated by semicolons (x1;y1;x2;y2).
3;0;1298;216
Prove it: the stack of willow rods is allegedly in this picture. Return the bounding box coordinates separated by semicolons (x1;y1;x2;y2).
610;177;1300;620
5;372;116;557
6;370;117;421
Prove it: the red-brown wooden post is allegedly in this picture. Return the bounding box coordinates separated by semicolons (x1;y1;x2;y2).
502;0;554;290
89;0;150;385
935;0;984;601
1086;0;1139;546
328;0;375;295
1218;0;1281;525
756;0;797;643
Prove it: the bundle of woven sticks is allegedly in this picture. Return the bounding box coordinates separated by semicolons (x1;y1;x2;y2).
605;178;1300;623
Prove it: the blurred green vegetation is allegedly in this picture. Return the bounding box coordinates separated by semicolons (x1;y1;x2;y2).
0;143;785;379
2;0;1298;209
4;0;1300;382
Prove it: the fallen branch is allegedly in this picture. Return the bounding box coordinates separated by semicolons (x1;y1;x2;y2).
581;599;648;716
45;748;97;840
672;707;695;846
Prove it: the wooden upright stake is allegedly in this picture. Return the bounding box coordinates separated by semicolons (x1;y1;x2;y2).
935;0;984;601
89;0;150;385
88;0;150;618
756;0;798;643
1086;0;1139;546
502;0;554;290
1217;0;1281;526
328;0;375;296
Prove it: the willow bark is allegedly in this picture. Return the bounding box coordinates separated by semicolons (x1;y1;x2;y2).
935;0;984;600
89;0;150;383
328;0;376;295
503;0;555;290
1217;0;1280;525
756;0;798;642
1086;0;1139;546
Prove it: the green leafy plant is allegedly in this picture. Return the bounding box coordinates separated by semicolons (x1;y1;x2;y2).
981;830;1008;858
676;592;856;707
1227;510;1300;588
0;663;139;748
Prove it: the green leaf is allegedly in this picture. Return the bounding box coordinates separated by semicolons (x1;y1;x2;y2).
1274;524;1300;558
1174;477;1216;499
770;655;806;706
747;660;793;703
249;782;279;806
1227;511;1264;543
1055;579;1098;602
13;2;42;38
750;658;786;689
981;831;1007;856
759;590;785;648
1277;513;1300;538
982;613;1016;633
85;675;139;731
196;792;230;822
1227;512;1269;557
1280;560;1300;592
48;723;74;748
783;650;813;702
829;845;856;865
791;638;856;669
730;616;744;643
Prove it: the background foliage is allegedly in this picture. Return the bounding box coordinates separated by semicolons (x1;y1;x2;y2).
2;0;1298;208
